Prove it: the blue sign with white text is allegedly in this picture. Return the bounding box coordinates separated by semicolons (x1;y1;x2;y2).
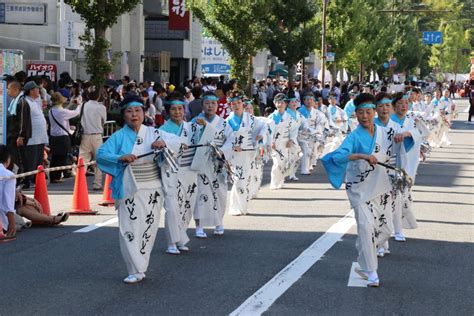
202;64;231;75
422;31;443;45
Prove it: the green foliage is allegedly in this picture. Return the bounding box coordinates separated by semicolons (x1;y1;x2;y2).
263;0;320;83
64;0;141;29
65;0;141;86
188;0;269;94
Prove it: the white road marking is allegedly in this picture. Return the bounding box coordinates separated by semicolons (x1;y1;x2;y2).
74;217;118;233
347;262;367;287
230;210;356;316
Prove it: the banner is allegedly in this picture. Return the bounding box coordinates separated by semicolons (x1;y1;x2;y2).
26;63;57;82
169;0;189;30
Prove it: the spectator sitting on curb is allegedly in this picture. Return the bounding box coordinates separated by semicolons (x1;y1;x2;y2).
15;191;69;226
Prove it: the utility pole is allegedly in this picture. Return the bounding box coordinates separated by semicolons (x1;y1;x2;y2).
321;0;328;86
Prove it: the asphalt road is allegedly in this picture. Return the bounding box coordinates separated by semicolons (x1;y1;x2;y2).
1;99;473;315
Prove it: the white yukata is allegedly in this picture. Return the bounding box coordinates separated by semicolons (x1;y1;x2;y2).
390;114;422;234
97;125;180;276
297;105;327;174
438;96;454;147
227;112;266;215
192;114;233;228
322;124;396;273
426;99;442;147
374;117;415;250
327;104;348;152
311;109;330;168
160;120;216;246
268;110;296;189
286;108;305;178
248;117;270;198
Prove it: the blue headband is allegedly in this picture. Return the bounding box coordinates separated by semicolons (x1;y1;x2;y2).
402;94;409;100
202;95;219;101
123;101;143;108
376;98;392;105
303;96;315;100
228;96;242;102
165;100;185;105
328;96;336;99
356;103;376;109
244;99;253;104
287;97;298;102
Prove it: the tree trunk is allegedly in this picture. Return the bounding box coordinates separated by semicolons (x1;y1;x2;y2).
91;26;108;87
359;62;365;82
331;63;337;86
288;64;295;85
247;55;254;97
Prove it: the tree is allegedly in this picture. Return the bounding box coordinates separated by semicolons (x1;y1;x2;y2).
64;0;141;86
264;0;319;84
188;0;268;95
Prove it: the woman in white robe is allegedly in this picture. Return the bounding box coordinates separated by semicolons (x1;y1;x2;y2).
192;92;233;237
97;96;180;284
322;93;410;287
438;89;454;147
311;94;330;169
286;92;305;181
298;92;326;175
226;91;266;216
243;98;268;199
268;93;296;189
327;92;348;152
390;93;422;242
373;93;415;256
159;93;216;254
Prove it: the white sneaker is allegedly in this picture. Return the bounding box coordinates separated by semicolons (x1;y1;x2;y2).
367;278;380;287
289;176;299;181
195;230;208;239
166;246;181;255
214;227;225;236
177;244;189;252
377;248;385;258
123;272;145;284
394;233;406;242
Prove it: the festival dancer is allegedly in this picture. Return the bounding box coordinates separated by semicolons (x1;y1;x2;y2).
321;93;411;287
227;91;266;216
286;91;305;181
96;95;181;284
390;92;422;242
243;98;268;199
159;92;216;254
268;93;296;189
192;91;233;237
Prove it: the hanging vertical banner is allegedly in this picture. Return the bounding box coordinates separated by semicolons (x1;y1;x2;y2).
169;0;189;30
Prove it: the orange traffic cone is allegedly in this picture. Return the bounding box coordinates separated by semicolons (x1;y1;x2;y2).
69;157;98;215
98;174;115;206
34;165;51;216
